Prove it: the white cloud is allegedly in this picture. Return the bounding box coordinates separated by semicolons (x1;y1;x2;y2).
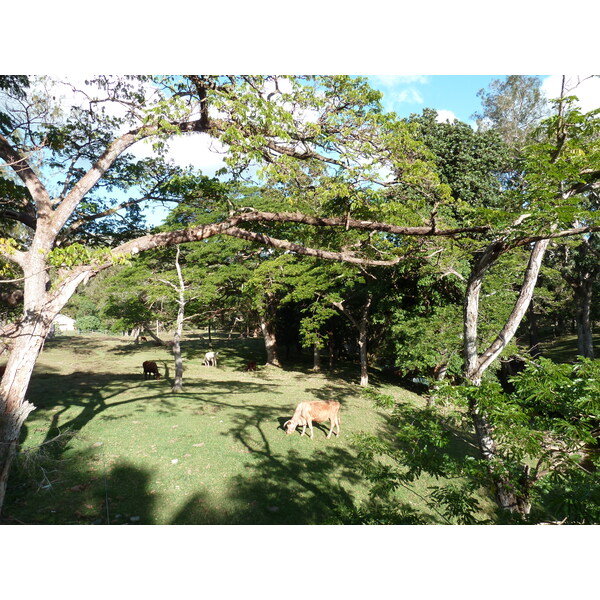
395;88;424;104
136;134;228;177
435;109;457;123
542;75;600;113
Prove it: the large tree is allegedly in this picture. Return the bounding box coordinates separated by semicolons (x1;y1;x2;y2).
0;74;598;517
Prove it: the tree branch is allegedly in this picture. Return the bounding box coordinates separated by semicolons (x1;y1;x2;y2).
223;226;405;266
0;133;52;220
51;118;210;232
233;210;492;237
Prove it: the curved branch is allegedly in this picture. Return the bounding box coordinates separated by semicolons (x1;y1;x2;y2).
51;118;210;232
223;226;404;266
233;210;492;237
0;134;52;219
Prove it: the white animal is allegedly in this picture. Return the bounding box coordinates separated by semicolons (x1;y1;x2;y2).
204;351;218;367
284;400;341;439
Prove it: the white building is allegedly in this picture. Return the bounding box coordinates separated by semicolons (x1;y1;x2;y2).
52;314;76;332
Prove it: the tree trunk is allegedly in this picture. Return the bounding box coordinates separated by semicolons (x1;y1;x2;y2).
0;319;45;512
142;325;167;346
313;343;321;372
169;246;186;392
258;312;281;367
332;294;372;387
574;279;594;359
0;263;94;514
463;239;549;515
358;320;369;387
465;239;549;384
328;334;336;370
526;300;541;358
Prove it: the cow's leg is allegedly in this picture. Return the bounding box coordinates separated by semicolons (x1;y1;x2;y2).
326;419;333;438
308;419;314;439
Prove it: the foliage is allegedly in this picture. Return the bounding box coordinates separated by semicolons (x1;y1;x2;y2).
74;315;103;333
438;357;600;522
409;108;514;211
472;75;549;150
349;355;600;524
348;387;488;524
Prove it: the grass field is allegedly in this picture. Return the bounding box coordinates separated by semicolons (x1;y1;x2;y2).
5;331;461;525
4;327;595;525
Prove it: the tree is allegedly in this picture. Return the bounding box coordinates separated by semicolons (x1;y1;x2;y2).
472;75;549;150
0;74;598;517
556;234;599;358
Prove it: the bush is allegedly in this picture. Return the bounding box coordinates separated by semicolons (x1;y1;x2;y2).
75;315;103;332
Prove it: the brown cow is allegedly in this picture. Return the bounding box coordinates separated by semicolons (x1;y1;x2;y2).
284;400;341;439
142;361;161;380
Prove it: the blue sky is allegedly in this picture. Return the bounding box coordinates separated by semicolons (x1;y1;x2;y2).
367;75;498;123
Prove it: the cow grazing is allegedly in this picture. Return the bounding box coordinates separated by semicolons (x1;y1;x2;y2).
142;360;161;380
284;400;341;439
204;351;218;367
245;361;257;372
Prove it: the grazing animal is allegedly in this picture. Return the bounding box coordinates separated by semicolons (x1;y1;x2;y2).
140;336;147;342
142;360;161;380
204;351;218;367
245;361;257;372
284;400;341;439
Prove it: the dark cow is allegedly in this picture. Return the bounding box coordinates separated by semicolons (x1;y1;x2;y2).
245;361;257;372
142;360;161;380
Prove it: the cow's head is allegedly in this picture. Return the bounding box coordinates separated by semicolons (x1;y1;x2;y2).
284;417;305;435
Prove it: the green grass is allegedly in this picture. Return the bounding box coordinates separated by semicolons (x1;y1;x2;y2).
5;331;490;525
538;331;599;363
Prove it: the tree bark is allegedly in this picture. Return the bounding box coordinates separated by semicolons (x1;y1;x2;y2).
332;294;372;387
0;318;45;511
142;325;167;346
463;239;550;514
171;247;186;392
358;318;370;387
574;278;594;359
465;239;549;384
258;303;281;367
313;343;321;372
526;300;541;358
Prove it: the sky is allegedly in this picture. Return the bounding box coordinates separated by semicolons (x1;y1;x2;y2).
367;75;499;123
368;74;600;123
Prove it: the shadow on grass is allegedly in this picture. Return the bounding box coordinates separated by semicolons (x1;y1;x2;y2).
7;334;446;525
24;369;281;450
6;417;364;525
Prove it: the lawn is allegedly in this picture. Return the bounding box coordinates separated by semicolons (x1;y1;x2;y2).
4;331;489;525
